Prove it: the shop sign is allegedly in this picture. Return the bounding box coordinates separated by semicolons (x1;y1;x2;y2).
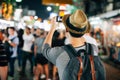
0;19;14;29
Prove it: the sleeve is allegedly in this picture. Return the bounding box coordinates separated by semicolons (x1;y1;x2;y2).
32;35;35;42
42;43;64;65
13;37;19;45
22;34;25;40
34;38;38;46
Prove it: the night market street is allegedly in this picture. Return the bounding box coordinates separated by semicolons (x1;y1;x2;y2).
7;59;120;80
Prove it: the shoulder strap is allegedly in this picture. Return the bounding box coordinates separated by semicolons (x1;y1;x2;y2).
77;57;83;80
85;43;96;80
10;37;17;42
89;55;96;80
85;43;94;55
63;44;78;58
63;45;83;80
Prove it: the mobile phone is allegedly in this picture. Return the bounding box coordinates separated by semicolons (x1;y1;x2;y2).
56;16;62;22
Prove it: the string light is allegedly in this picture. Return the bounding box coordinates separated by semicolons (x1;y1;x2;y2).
47;6;52;11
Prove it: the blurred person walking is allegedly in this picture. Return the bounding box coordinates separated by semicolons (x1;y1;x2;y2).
33;28;50;80
4;27;19;79
17;29;24;71
52;30;66;80
0;31;9;80
109;43;116;60
42;10;105;80
118;48;120;62
21;27;35;75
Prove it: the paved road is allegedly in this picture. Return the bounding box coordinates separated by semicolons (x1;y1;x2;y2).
104;63;120;80
8;60;33;80
7;60;120;80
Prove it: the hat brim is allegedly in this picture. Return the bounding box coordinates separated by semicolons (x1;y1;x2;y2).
62;14;91;34
62;14;71;30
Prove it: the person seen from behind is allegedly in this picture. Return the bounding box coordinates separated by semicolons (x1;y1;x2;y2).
51;30;66;80
42;10;105;80
33;28;50;80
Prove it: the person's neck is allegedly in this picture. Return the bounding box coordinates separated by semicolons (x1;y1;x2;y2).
40;35;44;38
70;37;85;47
26;33;30;35
10;33;14;36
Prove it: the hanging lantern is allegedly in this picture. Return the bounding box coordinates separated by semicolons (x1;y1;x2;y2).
2;2;7;18
1;2;13;20
8;4;13;15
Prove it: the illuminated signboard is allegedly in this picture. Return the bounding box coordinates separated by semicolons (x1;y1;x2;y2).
0;19;14;29
42;0;73;5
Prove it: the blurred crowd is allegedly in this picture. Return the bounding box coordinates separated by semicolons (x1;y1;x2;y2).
0;26;67;80
87;27;120;63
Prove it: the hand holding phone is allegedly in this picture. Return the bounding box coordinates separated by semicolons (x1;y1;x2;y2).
50;17;58;29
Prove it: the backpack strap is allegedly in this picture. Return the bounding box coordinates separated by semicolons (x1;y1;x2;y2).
86;43;96;80
10;37;17;42
63;45;83;80
89;55;96;80
85;43;93;55
63;44;77;58
77;57;83;80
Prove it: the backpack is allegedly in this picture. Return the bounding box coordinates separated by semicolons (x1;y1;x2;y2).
62;43;105;80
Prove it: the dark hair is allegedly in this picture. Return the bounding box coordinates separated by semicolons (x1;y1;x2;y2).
40;29;45;35
53;30;60;39
52;30;65;47
8;27;15;31
25;26;31;31
18;29;24;37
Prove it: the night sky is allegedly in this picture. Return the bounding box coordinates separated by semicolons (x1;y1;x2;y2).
17;0;50;20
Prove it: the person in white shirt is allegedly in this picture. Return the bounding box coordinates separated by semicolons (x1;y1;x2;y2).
21;27;35;75
83;33;99;56
83;33;98;46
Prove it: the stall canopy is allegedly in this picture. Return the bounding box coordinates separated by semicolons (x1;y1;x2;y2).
42;0;73;5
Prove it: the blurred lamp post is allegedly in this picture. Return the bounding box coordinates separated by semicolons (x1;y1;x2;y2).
16;0;22;3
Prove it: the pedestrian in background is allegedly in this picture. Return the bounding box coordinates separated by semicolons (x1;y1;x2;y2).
34;28;50;80
17;29;24;71
5;27;19;79
51;30;66;80
0;31;9;80
21;27;35;75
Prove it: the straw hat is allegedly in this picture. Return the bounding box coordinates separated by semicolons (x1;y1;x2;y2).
62;10;90;37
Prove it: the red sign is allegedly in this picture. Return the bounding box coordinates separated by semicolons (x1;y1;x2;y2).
42;0;73;5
